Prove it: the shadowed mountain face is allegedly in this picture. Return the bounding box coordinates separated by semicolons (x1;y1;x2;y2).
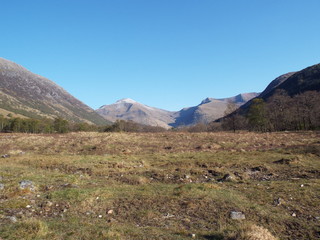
97;93;259;128
231;63;320;117
259;72;296;97
0;58;107;125
261;63;320;98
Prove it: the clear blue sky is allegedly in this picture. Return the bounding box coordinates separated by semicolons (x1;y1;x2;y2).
1;0;320;111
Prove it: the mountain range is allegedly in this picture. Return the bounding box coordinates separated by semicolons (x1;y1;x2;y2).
96;93;259;129
0;57;319;128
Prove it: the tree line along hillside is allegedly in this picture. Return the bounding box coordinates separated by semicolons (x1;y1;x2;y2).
222;90;320;132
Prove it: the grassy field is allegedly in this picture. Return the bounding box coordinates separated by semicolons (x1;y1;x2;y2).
0;131;319;240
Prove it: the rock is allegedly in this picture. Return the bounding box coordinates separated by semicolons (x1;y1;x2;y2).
19;180;36;191
9;216;17;223
1;154;10;158
274;198;282;206
163;213;174;218
107;209;114;215
292;212;297;217
230;211;245;220
191;233;196;238
0;183;4;190
218;173;235;182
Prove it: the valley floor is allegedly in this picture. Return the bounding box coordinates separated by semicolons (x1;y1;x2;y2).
0;131;319;239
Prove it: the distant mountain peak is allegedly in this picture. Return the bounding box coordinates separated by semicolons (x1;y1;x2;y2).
200;97;214;105
116;98;137;104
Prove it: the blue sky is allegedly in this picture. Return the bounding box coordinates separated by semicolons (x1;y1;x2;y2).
1;0;320;111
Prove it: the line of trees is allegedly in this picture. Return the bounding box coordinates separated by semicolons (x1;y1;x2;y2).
0;115;167;134
0;116;99;133
223;90;320;132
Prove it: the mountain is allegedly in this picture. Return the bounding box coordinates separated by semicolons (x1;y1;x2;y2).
259;72;296;98
227;63;320;118
96;98;175;129
0;58;107;125
97;93;258;128
260;63;320;98
171;93;259;127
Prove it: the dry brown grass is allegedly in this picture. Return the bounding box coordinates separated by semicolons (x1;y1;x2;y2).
0;131;319;156
0;131;319;239
239;224;278;240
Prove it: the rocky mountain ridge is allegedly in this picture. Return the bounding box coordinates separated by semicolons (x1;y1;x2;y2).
0;58;107;125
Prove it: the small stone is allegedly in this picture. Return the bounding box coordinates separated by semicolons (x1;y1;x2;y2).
107;209;114;215
19;180;36;191
274;198;282;206
98;215;103;218
292;212;297;217
1;154;10;158
230;211;245;220
9;216;17;223
96;197;99;200
36;194;41;198
300;184;304;187
191;233;196;238
26;205;31;208
47;201;53;207
0;183;4;190
218;173;235;182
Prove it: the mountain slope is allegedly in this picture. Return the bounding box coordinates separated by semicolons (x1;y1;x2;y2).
225;63;320;119
0;58;107;125
261;63;320;99
96;98;175;129
259;72;296;98
172;93;259;127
